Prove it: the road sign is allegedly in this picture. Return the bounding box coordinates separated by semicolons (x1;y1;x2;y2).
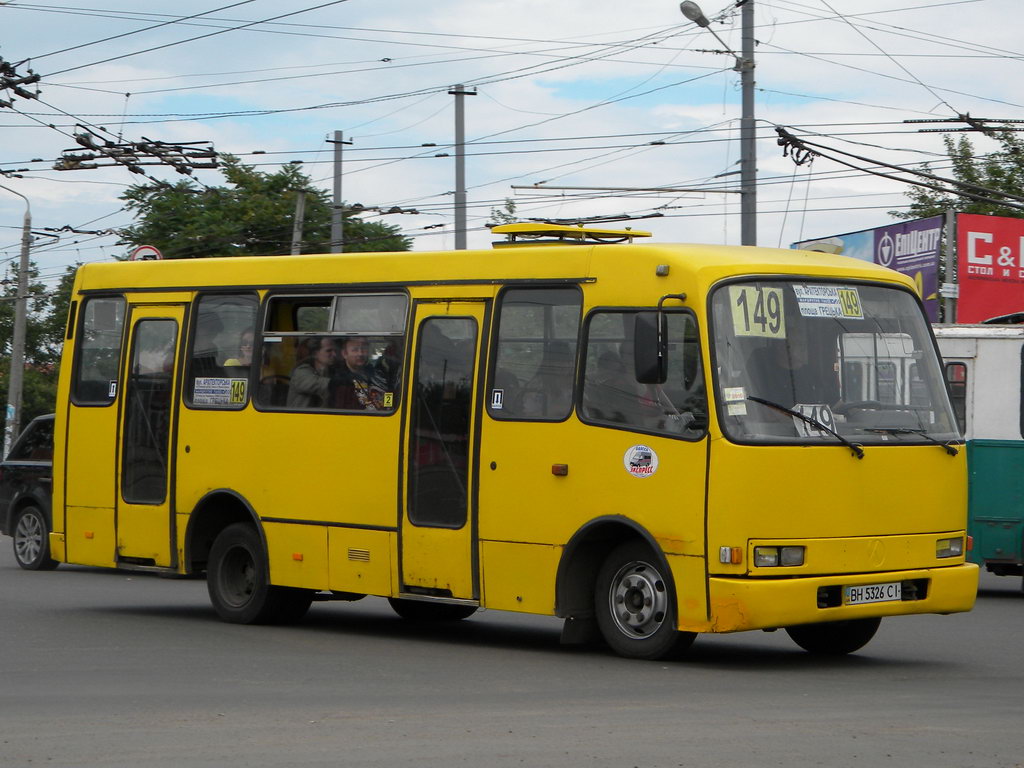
129;245;163;261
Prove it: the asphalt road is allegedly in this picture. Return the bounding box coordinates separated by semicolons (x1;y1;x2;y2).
1;542;1022;768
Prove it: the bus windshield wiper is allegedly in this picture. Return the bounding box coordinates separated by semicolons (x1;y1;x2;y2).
863;427;959;456
747;395;865;459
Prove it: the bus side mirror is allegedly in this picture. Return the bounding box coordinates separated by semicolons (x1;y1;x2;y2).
634;311;667;384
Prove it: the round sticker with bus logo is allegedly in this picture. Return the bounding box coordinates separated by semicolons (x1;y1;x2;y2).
624;445;658;478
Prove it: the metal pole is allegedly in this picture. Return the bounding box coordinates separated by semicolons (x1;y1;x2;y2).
0;183;31;457
331;130;345;253
449;85;476;250
290;190;306;256
943;208;957;323
739;0;757;246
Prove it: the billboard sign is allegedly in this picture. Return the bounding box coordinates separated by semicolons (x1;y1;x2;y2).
956;213;1024;323
793;216;943;321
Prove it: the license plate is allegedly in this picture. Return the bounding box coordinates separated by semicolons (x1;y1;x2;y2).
844;581;902;605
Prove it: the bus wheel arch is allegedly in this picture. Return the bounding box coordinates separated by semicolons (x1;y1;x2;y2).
206;522;313;625
184;490;261;575
556;516;693;658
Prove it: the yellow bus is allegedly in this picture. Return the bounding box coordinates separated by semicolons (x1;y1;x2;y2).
50;224;978;659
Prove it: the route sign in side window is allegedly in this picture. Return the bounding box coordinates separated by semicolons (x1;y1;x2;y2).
186;293;259;409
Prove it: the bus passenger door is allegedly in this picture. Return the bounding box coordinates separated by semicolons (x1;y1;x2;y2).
400;301;488;601
116;305;185;567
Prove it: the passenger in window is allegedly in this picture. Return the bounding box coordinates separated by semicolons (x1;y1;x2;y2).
333;336;380;410
287;337;338;409
371;340;402;404
223;330;253;368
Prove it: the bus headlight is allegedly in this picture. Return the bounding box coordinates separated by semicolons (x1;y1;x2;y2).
936;537;964;558
754;546;805;567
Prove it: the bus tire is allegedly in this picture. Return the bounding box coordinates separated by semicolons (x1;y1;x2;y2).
387;598;477;622
785;617;881;655
12;505;59;571
207;523;312;624
594;540;695;660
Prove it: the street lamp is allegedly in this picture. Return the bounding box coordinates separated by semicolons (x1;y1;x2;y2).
679;0;758;246
0;182;32;457
680;2;738;68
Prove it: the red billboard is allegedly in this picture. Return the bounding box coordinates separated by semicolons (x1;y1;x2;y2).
956;213;1024;323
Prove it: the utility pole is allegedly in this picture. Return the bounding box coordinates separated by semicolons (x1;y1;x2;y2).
680;0;757;245
329;131;352;253
1;60;42;456
739;0;756;246
290;190;306;255
449;85;476;250
0;183;31;456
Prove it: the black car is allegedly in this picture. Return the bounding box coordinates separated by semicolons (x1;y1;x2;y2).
0;414;57;570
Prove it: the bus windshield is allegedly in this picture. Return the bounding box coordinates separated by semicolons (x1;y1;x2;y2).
711;280;958;446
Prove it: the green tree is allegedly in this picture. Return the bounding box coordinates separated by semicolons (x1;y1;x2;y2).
893;132;1024;220
0;262;78;432
119;155;411;258
487;198;519;227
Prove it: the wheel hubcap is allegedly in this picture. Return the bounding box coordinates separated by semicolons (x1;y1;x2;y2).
220;546;257;608
608;559;668;639
14;512;43;565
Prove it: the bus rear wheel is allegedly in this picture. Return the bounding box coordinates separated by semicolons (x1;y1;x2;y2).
388;598;478;621
594;540;695;660
785;617;881;655
207;523;313;625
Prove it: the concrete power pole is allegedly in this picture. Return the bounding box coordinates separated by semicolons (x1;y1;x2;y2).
0;183;31;456
290;190;306;255
739;0;757;246
330;130;352;253
449;85;476;250
681;0;757;245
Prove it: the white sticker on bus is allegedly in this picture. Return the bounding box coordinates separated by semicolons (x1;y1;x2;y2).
624;445;658;478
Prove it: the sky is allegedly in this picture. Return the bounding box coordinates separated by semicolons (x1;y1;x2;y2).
1;0;1022;294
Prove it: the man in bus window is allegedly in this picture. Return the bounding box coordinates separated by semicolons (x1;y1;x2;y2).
287;336;338;409
333;336;377;410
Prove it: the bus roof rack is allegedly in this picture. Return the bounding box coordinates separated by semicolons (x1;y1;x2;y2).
491;222;652;248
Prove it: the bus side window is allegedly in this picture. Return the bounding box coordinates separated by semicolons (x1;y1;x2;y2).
185;293;259;410
73;296;126;405
256;292;408;413
945;362;967;435
488;287;582;421
581;311;707;438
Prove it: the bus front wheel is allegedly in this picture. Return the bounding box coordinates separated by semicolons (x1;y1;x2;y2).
594;540;695;660
785;617;881;655
207;523;313;624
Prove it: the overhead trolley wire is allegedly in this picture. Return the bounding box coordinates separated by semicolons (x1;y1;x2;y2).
43;0;356;77
19;0;260;64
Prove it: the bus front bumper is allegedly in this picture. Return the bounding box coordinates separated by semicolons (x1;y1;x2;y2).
697;562;978;633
